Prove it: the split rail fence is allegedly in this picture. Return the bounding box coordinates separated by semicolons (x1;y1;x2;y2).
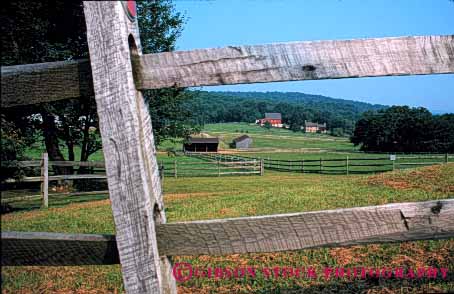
1;153;262;207
1;2;454;294
161;159;263;178
1;154;108;208
187;152;452;174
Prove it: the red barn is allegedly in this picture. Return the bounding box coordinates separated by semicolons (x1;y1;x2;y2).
256;113;283;128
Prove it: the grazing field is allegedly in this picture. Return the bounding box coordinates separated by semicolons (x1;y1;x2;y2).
203;122;356;151
2;164;454;293
3;123;453;293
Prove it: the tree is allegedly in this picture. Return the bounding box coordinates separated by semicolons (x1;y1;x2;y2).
137;0;200;145
351;106;453;153
0;115;29;181
1;1;197;172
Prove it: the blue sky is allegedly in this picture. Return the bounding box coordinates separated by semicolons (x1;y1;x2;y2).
173;0;454;112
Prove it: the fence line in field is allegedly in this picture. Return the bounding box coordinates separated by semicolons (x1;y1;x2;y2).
2;3;453;291
186;152;451;174
1;155;109;207
1;153;264;205
160;158;263;178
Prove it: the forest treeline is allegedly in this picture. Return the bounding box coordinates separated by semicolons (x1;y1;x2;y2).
351;106;454;153
184;91;386;136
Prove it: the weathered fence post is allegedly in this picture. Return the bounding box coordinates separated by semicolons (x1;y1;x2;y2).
40;153;48;208
301;159;304;173
346;156;349;175
83;2;176;293
320;158;323;174
446;153;449;164
260;159;264;176
174;160;177;179
218;160;221;177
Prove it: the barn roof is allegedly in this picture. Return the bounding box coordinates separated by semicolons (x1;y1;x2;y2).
233;135;251;143
264;113;282;119
187;137;219;144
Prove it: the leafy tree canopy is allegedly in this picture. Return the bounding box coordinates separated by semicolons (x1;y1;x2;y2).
1;0;198;169
351;106;454;153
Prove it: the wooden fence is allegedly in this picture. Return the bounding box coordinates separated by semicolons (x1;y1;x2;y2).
1;154;108;207
2;154;262;206
161;159;263;178
1;2;453;294
186;152;452;174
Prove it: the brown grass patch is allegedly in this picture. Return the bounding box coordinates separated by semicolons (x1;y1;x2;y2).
366;163;454;193
165;192;228;201
329;246;368;266
1;199;111;222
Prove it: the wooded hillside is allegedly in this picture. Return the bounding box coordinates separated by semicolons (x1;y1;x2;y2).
184;91;387;135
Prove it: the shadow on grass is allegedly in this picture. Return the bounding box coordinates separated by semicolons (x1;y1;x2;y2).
1;193;109;215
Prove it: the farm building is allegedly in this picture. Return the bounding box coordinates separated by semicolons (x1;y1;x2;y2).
256;113;283;128
183;137;219;152
232;135;252;149
304;121;327;133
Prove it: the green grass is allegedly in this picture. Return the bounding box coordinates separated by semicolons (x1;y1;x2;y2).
5;123;453;293
25;139;105;161
2;164;453;293
203;122;357;151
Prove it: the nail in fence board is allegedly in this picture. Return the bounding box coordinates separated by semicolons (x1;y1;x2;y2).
83;2;174;294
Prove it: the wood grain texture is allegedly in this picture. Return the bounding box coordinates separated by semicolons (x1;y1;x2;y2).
1;232;118;266
1;59;93;108
135;35;454;89
3;35;453;108
3;199;453;266
83;2;174;293
156;199;454;256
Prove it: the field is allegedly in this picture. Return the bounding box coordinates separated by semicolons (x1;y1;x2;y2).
2;163;454;293
203;122;356;151
2;123;454;293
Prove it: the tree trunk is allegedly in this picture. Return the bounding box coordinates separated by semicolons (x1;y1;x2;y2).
41;109;71;176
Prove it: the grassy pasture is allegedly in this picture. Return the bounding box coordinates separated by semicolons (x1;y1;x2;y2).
203;122;356;151
2;164;454;293
3;123;453;293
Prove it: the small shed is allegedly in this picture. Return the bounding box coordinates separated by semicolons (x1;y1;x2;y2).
232;135;252;149
183;137;219;152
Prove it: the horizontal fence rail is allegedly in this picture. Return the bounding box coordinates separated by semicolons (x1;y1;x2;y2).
2;153;451;204
3;199;453;265
186;152;452;174
135;35;454;89
1;156;108;206
2;232;118;266
1;59;93;108
161;158;263;178
2;35;453;108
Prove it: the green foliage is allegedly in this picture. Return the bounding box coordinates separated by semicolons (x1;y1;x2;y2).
184;91;386;135
264;121;272;130
330;128;345;137
136;1;200;145
0;115;29;181
1;0;198;169
351;106;454;152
